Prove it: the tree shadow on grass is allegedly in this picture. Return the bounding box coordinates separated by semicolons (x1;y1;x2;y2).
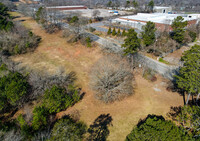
137;114;165;127
87;114;113;141
167;106;182;121
167;99;200;121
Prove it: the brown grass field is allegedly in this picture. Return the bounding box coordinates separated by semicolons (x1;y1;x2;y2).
10;13;184;141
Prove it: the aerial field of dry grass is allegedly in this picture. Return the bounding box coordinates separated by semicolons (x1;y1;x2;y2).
11;13;184;141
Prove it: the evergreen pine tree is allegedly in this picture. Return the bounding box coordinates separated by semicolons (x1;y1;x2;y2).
107;27;111;35
122;29;126;37
171;16;188;44
141;21;157;46
112;27;116;36
122;29;140;55
117;28;121;36
175;44;200;104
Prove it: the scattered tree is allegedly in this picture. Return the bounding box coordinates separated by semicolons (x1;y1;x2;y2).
69;16;88;40
69;16;79;24
86;37;92;47
35;7;45;23
148;32;177;56
188;31;197;42
126;0;131;8
107;1;112;7
132;0;138;9
92;10;100;20
148;0;154;12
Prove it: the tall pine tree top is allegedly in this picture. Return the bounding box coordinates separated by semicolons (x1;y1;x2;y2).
175;44;200;94
141;21;156;46
122;29;140;55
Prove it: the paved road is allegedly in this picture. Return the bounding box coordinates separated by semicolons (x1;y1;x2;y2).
88;22;108;32
134;53;179;80
88;22;141;33
61;22;123;53
85;32;123;53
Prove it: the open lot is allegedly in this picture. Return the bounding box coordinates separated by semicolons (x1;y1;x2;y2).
11;13;184;141
62;9;130;18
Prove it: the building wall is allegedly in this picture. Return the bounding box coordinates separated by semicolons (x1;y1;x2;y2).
47;6;87;11
119;17;172;32
117;18;197;32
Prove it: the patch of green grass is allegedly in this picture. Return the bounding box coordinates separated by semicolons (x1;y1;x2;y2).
95;32;102;36
9;12;21;17
159;58;170;65
142;68;157;82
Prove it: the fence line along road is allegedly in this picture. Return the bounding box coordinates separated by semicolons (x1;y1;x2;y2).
62;23;179;80
133;53;180;80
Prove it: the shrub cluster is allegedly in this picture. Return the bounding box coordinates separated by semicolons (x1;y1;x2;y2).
0;2;13;31
88;27;96;32
49;117;87;141
0;23;41;56
42;85;80;114
147;32;178;56
35;7;62;34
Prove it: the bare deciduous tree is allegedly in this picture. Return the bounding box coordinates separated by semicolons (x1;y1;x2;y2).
0;22;41;55
92;10;101;19
147;32;178;57
90;55;134;103
1;130;24;141
0;0;16;11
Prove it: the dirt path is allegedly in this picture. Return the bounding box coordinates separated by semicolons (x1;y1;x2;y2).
12;14;184;141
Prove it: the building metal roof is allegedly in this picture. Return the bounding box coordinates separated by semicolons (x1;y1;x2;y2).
115;13;197;25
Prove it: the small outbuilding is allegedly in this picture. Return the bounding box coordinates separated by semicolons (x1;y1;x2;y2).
154;6;172;14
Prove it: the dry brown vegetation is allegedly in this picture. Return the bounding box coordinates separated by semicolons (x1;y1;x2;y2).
10;12;184;141
90;55;134;103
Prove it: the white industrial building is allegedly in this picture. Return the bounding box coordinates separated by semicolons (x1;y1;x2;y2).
112;13;200;32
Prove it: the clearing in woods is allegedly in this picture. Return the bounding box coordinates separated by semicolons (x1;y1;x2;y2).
11;13;183;141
